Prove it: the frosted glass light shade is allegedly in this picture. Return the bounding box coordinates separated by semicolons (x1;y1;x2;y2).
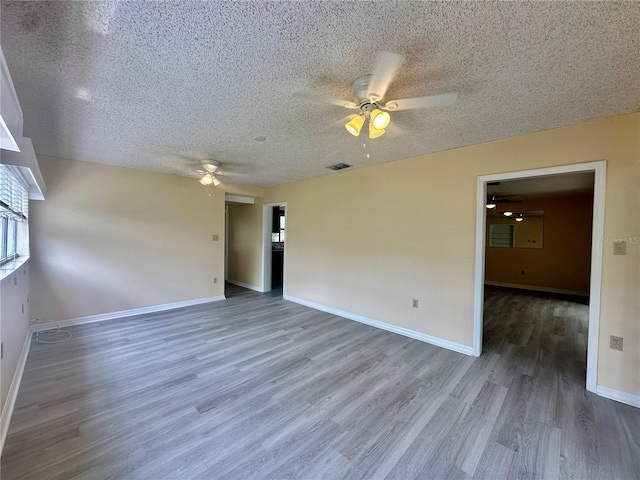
368;122;385;139
370;109;390;129
345;115;365;136
199;174;213;185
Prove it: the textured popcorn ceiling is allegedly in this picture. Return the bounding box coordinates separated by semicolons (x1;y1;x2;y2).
1;1;639;188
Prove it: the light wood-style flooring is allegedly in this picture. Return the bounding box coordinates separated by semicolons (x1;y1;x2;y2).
2;285;639;479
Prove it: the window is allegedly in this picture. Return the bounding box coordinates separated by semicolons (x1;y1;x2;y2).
0;165;28;264
489;224;514;247
279;214;285;242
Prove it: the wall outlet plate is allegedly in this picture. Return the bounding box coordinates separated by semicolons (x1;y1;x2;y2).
412;299;418;308
613;241;626;255
610;335;623;351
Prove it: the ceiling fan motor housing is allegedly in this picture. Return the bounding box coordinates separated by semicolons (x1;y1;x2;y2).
352;75;376;106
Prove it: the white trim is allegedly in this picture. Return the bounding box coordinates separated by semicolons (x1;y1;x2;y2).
226;279;262;293
31;296;226;331
284;294;474;356
1;326;32;454
473;176;487;356
484;281;589;297
595;385;640;408
474;160;606;394
587;162;606;393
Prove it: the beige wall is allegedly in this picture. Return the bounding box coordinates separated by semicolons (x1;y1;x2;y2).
485;194;594;294
30;156;225;321
227;204;263;287
233;114;639;397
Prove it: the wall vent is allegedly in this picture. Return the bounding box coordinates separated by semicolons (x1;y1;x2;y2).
327;163;352;171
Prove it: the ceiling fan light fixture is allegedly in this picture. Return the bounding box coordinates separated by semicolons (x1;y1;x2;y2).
345;115;365;136
212;175;222;187
368;121;385;139
199;173;214;185
370;109;390;129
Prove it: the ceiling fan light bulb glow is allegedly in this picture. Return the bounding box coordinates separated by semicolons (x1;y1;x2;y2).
503;211;513;217
199;174;213;185
368;122;385;139
345;115;365;136
212;176;222;187
370;109;390;129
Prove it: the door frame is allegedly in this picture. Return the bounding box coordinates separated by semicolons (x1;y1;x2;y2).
473;160;606;393
262;202;287;292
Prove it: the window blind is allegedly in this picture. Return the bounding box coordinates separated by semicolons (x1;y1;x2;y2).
0;164;28;220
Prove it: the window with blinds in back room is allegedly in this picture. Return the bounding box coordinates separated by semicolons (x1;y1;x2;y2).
0;164;28;264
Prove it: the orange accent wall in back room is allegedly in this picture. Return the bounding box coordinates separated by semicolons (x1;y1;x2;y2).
485;194;594;294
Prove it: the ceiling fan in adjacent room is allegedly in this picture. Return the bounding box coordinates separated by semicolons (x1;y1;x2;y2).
294;52;458;139
485;195;522;209
195;160;246;186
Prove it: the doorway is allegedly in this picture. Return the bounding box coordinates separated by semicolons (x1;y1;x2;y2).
473;161;606;393
262;202;287;294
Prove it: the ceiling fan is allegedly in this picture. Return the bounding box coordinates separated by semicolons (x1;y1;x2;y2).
195;160;246;186
486;195;522;209
294;52;458;139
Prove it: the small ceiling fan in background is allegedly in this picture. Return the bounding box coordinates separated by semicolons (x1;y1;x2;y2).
485;195;522;209
294;52;458;139
195;160;246;186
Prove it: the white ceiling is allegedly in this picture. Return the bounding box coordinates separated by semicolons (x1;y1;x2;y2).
487;172;595;198
1;1;638;188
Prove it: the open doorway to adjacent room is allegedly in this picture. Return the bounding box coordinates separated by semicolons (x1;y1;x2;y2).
473;162;605;395
262;202;287;296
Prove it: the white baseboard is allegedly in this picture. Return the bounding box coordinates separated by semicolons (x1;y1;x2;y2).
484;281;589;297
1;327;32;454
283;294;474;356
596;385;640;408
31;296;227;331
226;279;263;293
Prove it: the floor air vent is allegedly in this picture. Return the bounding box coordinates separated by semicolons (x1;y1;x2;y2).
327;163;352;171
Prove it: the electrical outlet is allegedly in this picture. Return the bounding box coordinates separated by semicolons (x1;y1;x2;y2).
212;234;219;241
613;242;626;255
213;277;218;283
610;335;623;351
412;299;419;308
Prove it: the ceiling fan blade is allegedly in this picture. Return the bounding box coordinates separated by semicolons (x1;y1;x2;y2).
293;91;358;109
384;92;457;111
384;122;405;138
366;52;404;103
216;171;248;177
